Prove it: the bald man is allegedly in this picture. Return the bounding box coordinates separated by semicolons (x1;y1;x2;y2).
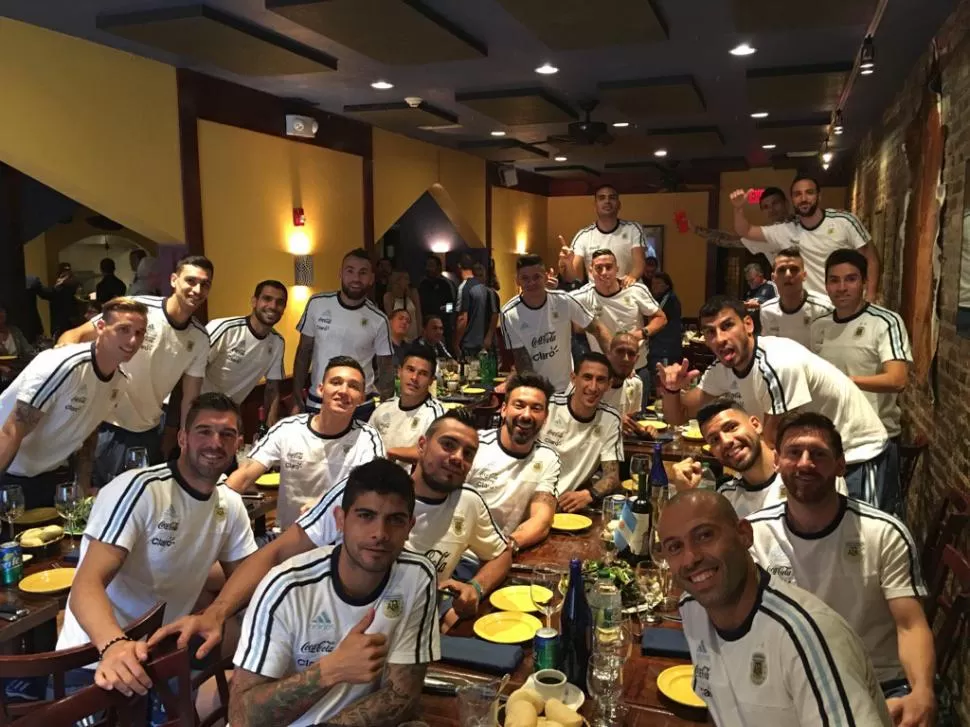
657;489;891;726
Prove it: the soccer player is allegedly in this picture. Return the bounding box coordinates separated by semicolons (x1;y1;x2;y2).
0;298;148;504
229;460;437;727
760;247;834;348
657;489;892;726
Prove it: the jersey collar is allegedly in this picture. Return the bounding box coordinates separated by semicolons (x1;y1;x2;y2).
738;472;777;492
595;282;623;298
778;293;808;315
520;292;548;311
595;219;620;235
796;209;826;232
162;297;191;331
398;395;431;412
785;494;847;540
331;544;393;607
833;302;869;324
337;294;366;311
307;415;354;440
715;567;770;642
732;337;759;379
497;429;534;460
566;394;597;424
168;460;214;501
89;342;114;383
245;315;269;341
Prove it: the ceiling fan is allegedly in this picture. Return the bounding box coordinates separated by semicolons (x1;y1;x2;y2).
546;100;614;147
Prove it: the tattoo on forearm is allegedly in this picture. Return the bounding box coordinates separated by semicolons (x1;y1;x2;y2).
13;402;43;431
230;669;329;727
592;461;620;498
376;356;395;399
330;665;424;726
512;348;534;374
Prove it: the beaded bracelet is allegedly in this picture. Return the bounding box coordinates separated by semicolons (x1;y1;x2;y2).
99;635;132;659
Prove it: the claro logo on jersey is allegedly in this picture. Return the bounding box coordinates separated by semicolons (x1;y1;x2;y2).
151;505;179;548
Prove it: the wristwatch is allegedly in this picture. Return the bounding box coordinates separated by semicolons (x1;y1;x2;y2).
508;535;521;554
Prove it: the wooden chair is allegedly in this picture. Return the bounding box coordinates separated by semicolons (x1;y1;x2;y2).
189;651;234;727
920;487;970;589
0;603;165;724
898;433;929;503
925;545;970;676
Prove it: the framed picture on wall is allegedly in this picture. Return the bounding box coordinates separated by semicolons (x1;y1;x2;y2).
640;224;664;270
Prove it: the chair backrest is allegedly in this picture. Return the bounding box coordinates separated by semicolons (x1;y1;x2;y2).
0;602;165;724
8;684;147;727
898;433;929;502
920;488;970;588
926;545;970;676
140;643;194;726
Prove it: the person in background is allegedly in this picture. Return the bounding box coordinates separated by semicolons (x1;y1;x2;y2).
473;261;500;352
372;257;393;307
96;258;127;305
38;262;82;339
416;314;452;360
601;332;643;434
454;257;495;360
694;186;791;266
58;255;213;487
83;301;102;322
642;255;659;285
203;280;287;425
369;344;444;468
748;412;934;726
417;255;456;347
812;249;912;514
22;277;45;344
388;308;412;367
743;263;776;312
646;272;682;397
760;247;833;349
657;489;892;726
0;304;34;385
228;460;436;727
383;270;421;342
128;251;159;296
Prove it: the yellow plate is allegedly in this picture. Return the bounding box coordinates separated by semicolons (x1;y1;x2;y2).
493;376;506;383
702;444;712;453
472;611;542;644
682;429;705;442
622;478;636;492
639;420;668;431
19;568;76;594
442;401;465;411
255;472;280;488
489;585;552;613
0;355;16;362
551;513;593;531
657;665;706;708
462;387;486;395
15;507;60;525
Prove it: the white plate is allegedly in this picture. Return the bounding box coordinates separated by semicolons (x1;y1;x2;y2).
523;674;585;711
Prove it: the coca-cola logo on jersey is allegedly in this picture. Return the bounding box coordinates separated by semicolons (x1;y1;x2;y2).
531;331;556;348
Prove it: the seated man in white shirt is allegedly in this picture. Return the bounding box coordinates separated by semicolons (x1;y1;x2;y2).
604;331;644;430
57;393;257;700
657;489;891;726
466;372;560;552
369;343;444;468
227;356;384;529
229;459;438;727
658;295;889;506
747;412;935;726
152;411;510;657
541;352;623;512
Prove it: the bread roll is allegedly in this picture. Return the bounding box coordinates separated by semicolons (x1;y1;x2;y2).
40;525;64;541
544;699;582;727
20;537;44;548
507;686;545;714
505;700;539;727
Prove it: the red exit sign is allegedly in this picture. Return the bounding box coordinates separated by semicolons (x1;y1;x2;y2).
747;188;765;204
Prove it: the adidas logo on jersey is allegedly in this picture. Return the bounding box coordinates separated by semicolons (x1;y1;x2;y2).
310;612;334;630
162;505;177;521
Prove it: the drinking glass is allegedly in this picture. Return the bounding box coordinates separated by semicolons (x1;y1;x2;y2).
0;486;25;542
629;455;648;486
587;651;626;727
594;613;634;660
456;679;501;727
56;481;82;555
599;523;617;565
634;562;665;626
123;447;149;472
529;564;565;629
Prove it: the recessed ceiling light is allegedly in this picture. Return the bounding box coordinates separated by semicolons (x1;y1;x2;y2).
750;111;769;119
535;63;559;75
612;121;630;128
554;155;568;162
822;151;834;163
654;149;668;158
490;130;506;137
370;80;393;90
729;43;756;56
860;68;874;76
762;144;777;150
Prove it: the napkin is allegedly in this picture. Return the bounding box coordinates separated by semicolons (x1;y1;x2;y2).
641;627;691;659
440;635;524;673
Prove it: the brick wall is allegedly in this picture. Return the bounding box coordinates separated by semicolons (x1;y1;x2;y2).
851;1;970;719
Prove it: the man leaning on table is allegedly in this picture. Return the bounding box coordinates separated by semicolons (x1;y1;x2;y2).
229;459;437;727
56;393;257;706
541;352;623;513
748;412;935;727
0;297;147;506
151;410;510;658
658;489;892;726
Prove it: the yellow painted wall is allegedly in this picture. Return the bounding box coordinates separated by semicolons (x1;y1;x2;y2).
0;18;184;244
197;120;364;374
490;188;549;304
372;128;485;243
719;168;848;230
547;192;710;315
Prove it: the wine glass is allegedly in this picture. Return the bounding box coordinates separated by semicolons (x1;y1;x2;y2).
56;481;81;555
0;486;25;542
530;565;565;629
587;651;626;727
123;447;149;472
629;456;648;486
635;562;664;626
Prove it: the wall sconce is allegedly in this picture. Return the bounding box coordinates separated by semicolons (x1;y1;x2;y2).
294;254;314;286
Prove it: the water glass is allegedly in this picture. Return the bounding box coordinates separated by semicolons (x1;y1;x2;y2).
634;562;665;626
456;680;500;727
0;486;25;542
587;652;626;727
123;447;149;472
530;565;565;629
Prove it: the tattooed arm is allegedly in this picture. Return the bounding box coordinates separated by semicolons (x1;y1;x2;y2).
510;492;557;549
0;401;44;475
263;379;281;427
229;667;335;727
375;355;395;401
74;430;99;494
591;460;621;499
329;663;427;726
511;347;534;375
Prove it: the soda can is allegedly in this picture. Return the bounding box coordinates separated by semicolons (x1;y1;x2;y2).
0;542;23;585
533;627;560;672
605;494;627;522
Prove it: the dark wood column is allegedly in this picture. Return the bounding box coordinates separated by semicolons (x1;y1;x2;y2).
0;163;28;325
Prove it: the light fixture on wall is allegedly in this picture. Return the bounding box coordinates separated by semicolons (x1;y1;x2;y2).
821;140;834;165
294;254;314;286
729;43;756;57
859;35;875;75
535;62;558;75
833;110;845;135
750;111;769;119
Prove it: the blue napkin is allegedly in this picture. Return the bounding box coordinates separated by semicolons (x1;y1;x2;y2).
440;635;524;673
641;627;691;659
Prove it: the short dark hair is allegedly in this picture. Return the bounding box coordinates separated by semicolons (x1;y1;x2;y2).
774;246;802;262
505;371;554;405
516;254;544;271
697;398;749;428
645;256;659;266
185;392;242;432
426;254;442;269
776;411;844;459
253;279;288;303
425;408;477;439
652;271;673;290
342;248;372;266
790;174;820;193
423;313;443;327
590;248;616;261
573;351;614;377
390;307;412;320
322;355;365;381
459;254;475;271
698;295;748;322
341;459;415;516
824;248;868;280
593;183;618;198
175;255;214;277
760;186;787;203
401;342;437;375
130;249;148;264
100;258;116;274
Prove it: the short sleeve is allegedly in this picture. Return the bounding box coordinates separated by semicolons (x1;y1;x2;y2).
468;495;508;561
875;312;913;364
500;308;519;349
841;213;871;249
755;351;811;415
296;481;346;547
633;286;660;317
598;412;623;463
387;566;441;664
84;472;151;551
458;283;472;314
234;569;296;677
536;451;561;496
879;522;926;600
373;316;394;358
565;294;595;329
626;378;643;415
296;298;317;334
248;421;286;470
699;364;733;398
570;230;587;261
350;425;385;463
204;324;224;365
759;223;794;251
15;354;67;413
185;332;208;378
218;492;258;563
267;337;285;380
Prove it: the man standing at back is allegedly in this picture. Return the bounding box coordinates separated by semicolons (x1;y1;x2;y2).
58;255;213;486
292;248;394;415
96;258;127;305
454;257;496;360
761;247;833;348
560;184;652;287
